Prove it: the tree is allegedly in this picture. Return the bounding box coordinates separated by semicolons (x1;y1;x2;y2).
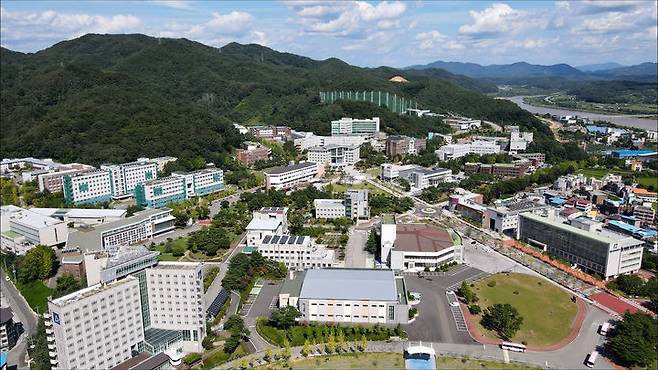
302;339;311;356
607;312;657;367
264;347;273;361
457;281;477;304
481;303;524;340
611;275;646;296
54;274;80;298
17;245;57;283
289;212;304;234
325;334;336;354
125;205;144;217
359;335;368;352
269;306;301;329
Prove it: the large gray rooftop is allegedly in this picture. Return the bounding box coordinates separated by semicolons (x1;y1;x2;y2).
299;268;398;301
263;162;316;175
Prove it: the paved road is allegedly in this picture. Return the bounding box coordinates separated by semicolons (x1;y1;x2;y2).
344;229;370;268
1;269;38;370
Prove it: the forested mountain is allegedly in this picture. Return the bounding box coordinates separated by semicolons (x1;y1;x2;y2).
1;33;571;165
576;62;624;72
592;62;657;78
407;60;585;79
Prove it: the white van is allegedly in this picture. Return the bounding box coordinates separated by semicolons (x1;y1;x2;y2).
585;351;599;368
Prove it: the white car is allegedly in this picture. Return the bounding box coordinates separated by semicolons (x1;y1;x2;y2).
4;275;9;281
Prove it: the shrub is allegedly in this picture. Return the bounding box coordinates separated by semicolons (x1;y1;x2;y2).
183;353;202;365
487;281;496;287
468;304;482;314
408;307;418;319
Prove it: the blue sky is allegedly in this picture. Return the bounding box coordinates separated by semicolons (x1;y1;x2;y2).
1;1;656;67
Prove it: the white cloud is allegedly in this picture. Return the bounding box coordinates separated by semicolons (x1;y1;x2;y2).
0;7;141;47
414;30;464;50
286;1;407;36
458;3;539;37
205;11;254;34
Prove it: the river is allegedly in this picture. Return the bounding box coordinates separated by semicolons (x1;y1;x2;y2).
503;96;658;131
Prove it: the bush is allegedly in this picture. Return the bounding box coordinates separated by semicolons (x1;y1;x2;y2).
183;353;202;365
487;281;496;288
468;304;482;314
409;307;418;319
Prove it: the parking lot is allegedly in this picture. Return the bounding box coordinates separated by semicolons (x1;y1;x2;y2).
243;280;282;318
404;266;486;343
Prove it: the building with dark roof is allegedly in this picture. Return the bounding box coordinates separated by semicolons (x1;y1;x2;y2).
380;218;462;271
0;307;18;351
278;268;409;325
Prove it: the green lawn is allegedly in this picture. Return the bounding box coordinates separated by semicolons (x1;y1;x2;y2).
365;167;380;177
257;353;404;369
436;356;540;369
472;273;577;346
638;176;658;190
328;182;386;195
17;280;54;313
577;168;635;179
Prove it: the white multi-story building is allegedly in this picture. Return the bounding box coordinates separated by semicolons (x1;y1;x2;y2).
137;156;178;172
293;133;368;151
314;189;369;220
257;235;336;270
435;141;501;161
146;262;205;353
0;205;67;255
101;160;159;197
47;277;145;370
37;163;95;193
331;117;380;136
134;168;224;208
279;269;410;325
307;145;360;167
381;164;451;191
0;157;61;174
264;162;324;190
314;199;346;219
62;169;114;205
245;207;289;247
380;216;462;271
518;213;644;279
66;208;176;252
486;198;550;235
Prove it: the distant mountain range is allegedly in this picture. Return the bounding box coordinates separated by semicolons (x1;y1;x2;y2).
407;60;657;82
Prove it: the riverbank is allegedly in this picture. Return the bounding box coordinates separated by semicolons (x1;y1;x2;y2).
503;96;658;131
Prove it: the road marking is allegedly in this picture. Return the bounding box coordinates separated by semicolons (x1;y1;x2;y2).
268;297;278;309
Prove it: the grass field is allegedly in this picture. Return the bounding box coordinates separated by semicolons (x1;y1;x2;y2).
436;356;540;369
255;353;540;370
577;168;633;179
329;182;386;195
472;273;578;346
17;280;54;313
637;176;658;190
256;353;404;369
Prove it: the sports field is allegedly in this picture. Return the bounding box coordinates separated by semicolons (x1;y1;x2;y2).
472;273;578;346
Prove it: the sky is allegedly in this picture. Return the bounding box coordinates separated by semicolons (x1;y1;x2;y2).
1;1;657;68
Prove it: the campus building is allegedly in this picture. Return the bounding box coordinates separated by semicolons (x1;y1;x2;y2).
249;126;292;140
245;207;289;247
486;198;549;235
307;145;360;167
1;157;61;174
101;161;159;197
0;205;68;255
63;169;114;205
518;213;644;279
235;142;272;165
37;163;95;193
314;189;370;220
331;117;380;136
65;208;175;252
264;162;324;190
385;136;427;157
435;141;501;161
293;133;368;151
256;235;337;270
279;268;410;325
380;216;462;271
84;245;160;286
464;161;531;178
30;207;127;227
47;277;145;370
145;262;205;353
0;307;18;352
380;164;451;191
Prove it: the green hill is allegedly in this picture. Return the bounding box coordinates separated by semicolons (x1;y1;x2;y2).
1;33;572;165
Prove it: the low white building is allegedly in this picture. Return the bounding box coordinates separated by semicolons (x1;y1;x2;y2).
30;208;127;226
256;235;336;270
307;145;360;167
381;164;451;191
314;199;346;219
293;133;368;151
0;205;68;255
264;162;324;190
435;141;501;161
380;215;461;271
65;208;175;252
486;198;550;235
245;207;289;247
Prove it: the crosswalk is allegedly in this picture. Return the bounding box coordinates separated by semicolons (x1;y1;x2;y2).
268;296;278;310
446;271;488;292
446;291;468;332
